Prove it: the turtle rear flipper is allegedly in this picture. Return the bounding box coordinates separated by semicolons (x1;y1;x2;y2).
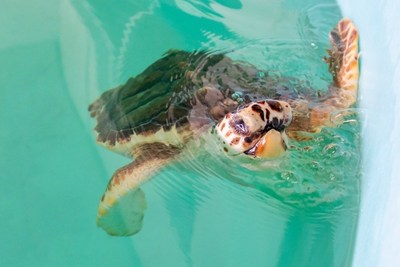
97;188;147;236
97;143;180;236
310;19;359;131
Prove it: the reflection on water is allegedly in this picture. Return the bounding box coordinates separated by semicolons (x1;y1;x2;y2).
0;0;359;266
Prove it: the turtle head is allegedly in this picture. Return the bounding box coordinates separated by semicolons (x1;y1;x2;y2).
215;100;292;159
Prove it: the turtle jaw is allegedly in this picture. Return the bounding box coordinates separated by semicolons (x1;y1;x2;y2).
215;99;292;159
244;129;288;159
216;123;288;159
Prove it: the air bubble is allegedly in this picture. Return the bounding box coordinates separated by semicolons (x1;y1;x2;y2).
323;143;338;154
309;161;319;170
310;42;318;49
303;146;313;152
280;171;297;183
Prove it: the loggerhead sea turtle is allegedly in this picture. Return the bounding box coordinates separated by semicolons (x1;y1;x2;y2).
89;19;359;236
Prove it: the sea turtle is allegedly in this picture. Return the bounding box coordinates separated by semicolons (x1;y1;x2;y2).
89;19;359;236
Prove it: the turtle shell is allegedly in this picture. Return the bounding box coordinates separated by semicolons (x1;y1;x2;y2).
89;50;315;152
89;51;222;145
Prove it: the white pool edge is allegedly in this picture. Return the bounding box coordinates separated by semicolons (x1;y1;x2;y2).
337;1;400;266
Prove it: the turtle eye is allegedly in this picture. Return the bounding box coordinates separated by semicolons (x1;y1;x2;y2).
232;118;248;135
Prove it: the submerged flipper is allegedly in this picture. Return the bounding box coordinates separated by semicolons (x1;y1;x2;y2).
97;143;180;236
309;18;359;130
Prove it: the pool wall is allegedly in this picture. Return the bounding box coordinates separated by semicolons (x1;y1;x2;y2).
337;1;400;266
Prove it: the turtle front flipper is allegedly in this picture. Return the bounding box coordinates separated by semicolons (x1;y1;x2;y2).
287;19;359;141
305;19;360;133
97;142;180;236
326;18;359;103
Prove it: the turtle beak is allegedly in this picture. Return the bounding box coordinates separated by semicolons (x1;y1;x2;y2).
244;129;288;159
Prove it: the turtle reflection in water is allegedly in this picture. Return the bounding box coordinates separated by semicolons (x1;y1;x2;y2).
89;19;359;236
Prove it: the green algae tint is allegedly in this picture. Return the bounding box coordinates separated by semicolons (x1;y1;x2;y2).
0;0;360;266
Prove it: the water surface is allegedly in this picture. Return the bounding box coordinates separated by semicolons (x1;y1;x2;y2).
0;1;360;266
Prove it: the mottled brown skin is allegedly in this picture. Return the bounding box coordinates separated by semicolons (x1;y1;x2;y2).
216;99;292;155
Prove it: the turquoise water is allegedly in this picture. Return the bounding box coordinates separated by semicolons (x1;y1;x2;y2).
0;1;360;266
